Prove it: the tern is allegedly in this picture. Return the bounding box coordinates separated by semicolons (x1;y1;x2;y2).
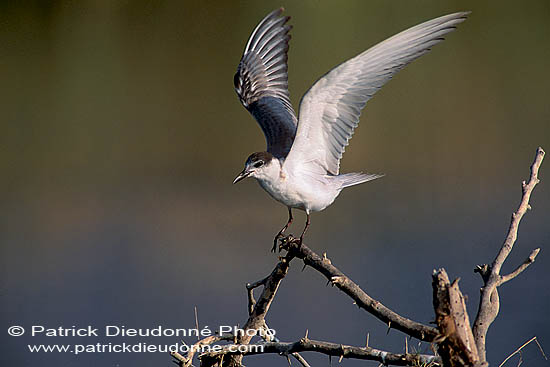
232;8;468;250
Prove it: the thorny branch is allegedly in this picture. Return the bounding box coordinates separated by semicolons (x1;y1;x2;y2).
200;338;441;366
280;240;439;341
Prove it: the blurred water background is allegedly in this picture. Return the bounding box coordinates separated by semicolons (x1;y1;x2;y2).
1;1;549;366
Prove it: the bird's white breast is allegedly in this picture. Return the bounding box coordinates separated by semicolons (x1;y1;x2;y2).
256;165;340;213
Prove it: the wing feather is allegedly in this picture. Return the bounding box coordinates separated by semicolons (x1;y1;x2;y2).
235;8;297;158
285;12;469;174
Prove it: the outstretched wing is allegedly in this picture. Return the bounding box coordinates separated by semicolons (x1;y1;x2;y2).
235;8;297;159
285;12;469;174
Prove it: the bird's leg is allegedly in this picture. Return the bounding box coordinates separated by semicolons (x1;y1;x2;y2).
295;213;310;246
272;208;293;252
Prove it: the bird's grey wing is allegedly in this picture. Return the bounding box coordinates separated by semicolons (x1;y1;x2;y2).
285;12;469;175
235;8;297;159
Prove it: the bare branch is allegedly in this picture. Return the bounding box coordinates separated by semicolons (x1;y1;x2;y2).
500;248;540;284
201;338;441;366
473;147;545;363
280;240;439;341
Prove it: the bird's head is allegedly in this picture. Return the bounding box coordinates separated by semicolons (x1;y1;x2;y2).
233;151;278;184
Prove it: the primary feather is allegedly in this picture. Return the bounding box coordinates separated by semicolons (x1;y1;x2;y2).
234;8;297;158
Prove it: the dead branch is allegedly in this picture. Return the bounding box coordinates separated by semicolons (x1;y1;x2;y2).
472;147;545;363
432;269;480;367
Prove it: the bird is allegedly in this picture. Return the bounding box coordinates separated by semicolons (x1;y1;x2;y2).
232;8;469;251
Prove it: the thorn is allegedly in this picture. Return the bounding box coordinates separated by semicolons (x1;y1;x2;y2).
331;276;345;286
527;204;532;210
405;336;408;354
366;333;369;348
386;321;391;335
304;329;309;339
194;306;200;341
322;252;332;264
302;263;307;272
287;355;291;366
339;354;344;363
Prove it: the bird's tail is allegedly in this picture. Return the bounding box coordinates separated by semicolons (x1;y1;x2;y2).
339;172;385;188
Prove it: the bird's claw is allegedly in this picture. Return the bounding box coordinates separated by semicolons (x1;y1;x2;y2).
282;234;295;244
272;234;298;253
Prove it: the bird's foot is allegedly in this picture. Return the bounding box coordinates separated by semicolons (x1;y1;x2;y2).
275;234;304;252
271;234;295;253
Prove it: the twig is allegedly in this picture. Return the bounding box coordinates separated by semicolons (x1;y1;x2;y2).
498;336;544;367
245;277;267;315
194;307;200;341
500;248;540;284
472;147;545;363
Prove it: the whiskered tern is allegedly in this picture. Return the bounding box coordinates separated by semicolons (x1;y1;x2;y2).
232;8;469;250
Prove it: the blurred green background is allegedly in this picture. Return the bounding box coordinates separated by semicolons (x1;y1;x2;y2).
1;1;549;366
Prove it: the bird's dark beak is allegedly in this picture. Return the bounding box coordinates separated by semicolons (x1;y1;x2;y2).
233;169;250;184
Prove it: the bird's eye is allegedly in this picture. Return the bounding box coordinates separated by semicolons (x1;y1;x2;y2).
254;161;264;168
